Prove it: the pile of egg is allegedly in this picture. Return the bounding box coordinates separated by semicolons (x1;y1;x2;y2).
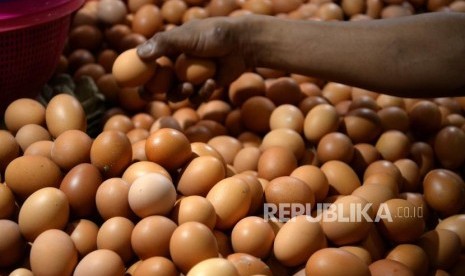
2;0;465;275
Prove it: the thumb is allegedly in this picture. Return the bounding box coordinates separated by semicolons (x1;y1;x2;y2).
137;27;191;61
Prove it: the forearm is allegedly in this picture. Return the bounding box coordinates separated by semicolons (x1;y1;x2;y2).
238;13;465;98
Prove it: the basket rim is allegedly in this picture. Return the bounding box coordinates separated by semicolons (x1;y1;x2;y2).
0;0;85;32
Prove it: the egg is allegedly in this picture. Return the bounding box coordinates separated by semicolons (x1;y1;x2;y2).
30;229;78;276
128;173;176;217
304;103;339;143
187;258;239;276
172;107;199;130
0;184;16;219
207;135;242;165
290;165;329;203
97;216;134;263
132;4;163;38
339;246;372;265
375;130;410;162
240;96;276;134
394;158;420;192
306;248;370;276
344;108;382;143
242;0;273;15
206;177;251;229
8;268;34;276
73;249;125;276
66;219;99;257
260;128;305;160
174;54;216;86
364;160;403;187
368;259;415;276
169;221;219;273
161;0;188;24
434;126;465;169
233;146;261;173
74;63;106;82
95;178;135;220
5;155;62;201
14;124;51;152
90;130;132;178
233;173;264;215
0;130;20;173
350;143;381;175
103;114;135;133
352;182;396;213
112;48;157;87
45;94;87;138
436;214;465;251
171;195;217;230
265;77;302;106
4;98;45;134
317;132;354;164
231;216;275;258
68;25;103;51
133;256;179;276
320;160;361;195
408;100;442;135
131;215;177;259
258;146;297;180
51;130;92;170
0;220;27;267
228;72;266;106
385;244;429;276
145;128;192;171
274;215;327;267
417;228;462;270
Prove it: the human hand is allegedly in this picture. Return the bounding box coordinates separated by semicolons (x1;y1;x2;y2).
137;16;251;102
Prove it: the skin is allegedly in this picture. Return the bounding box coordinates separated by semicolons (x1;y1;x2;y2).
137;12;465;99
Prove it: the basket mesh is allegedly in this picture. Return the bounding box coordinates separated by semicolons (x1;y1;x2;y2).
0;15;71;112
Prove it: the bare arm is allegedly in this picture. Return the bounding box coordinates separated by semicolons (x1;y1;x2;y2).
138;12;465;98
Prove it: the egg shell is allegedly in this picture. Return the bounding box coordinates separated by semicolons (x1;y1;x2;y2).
364;160;403;187
350;143;381;176
352;182;396;213
368;259;415;276
226;253;272;276
4;98;45;134
112;48;157;87
183;6;209;23
0;130;20;174
177;155;226;197
231;216;275;259
171;195;217;230
290;165;329;203
128;172;176;218
0;220;27;267
90;130;132;178
66;219;99;257
169;221;219;273
103;114;135;133
8;268;34;276
377;106;410;132
258;146;298;180
242;0;273;15
240;96;275;134
59;163;102;217
434;126;465;169
5;155;62;201
97;216;134;263
68;24;103;51
394;159;420;192
274;215;327;267
206;177;252;230
23;140;53;159
14;124;51;152
161;0;188;24
228;72;266;106
343;108;382;143
316;132;354;164
51;130;92;171
144;57;176;96
320;160;361;195
122;160;172;184
233;146;260;173
260;128;305;160
233;173;264;215
207;135;242;165
30;229;78;276
305;248;370;276
131;215;177;259
265;77;302;106
207;0;240;16
133;256;179;276
375;130;411;162
175;54;216;85
45;94;87;138
385;244;429;276
133;4;163;38
408;100;442;135
95;178;135;220
0;183;16;220
339;246;372;265
416;229;461;270
304;103;339;143
187;258;239;276
73;249;125;276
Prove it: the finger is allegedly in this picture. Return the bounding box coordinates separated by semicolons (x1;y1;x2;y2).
198;79;216;100
167;82;194;102
137;26;193;61
215;55;247;87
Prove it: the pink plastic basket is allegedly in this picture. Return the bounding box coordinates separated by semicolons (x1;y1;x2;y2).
0;0;85;113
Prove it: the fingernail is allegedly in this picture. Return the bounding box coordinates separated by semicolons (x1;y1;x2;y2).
137;42;154;57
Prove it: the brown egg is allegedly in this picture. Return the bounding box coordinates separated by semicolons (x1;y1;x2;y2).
60;163;102;218
231;216;275;258
183;7;209;23
15;124;51;152
299;82;322;97
242;0;273;14
132;4;163;38
191;142;226;164
128;173;176;217
90;130;132;178
97;49;118;73
187;258;239;276
51;130;92;171
30;229;78;276
339;246;372;265
290;165;329;203
207;0;240;16
66;219;99;257
206;177;251;229
213;230;233;257
73;249;125;276
265;77;301;106
369;259;415;276
133;256;179;276
350;143;381;175
132;139;147;161
423;169;465;217
375;130;410;162
232;173;264;215
171;195;217;230
359;223;387;261
237;131;262;147
145;128;192;170
97;74;121;103
5;155;62;201
197;100;232;124
0;130;20;173
0;184;16;219
386;244;429;276
409;100;442;135
131;113;155;130
150;116;182;133
228;72;266;106
304;103;339;143
207;135;242;165
434;126;465;169
258;146;297;180
169;221;219;273
103;114;134;133
8;268;34;276
344;108;381;143
119;33;147;52
417;229;461;270
341;0;365;16
45;94;87;138
320;160;361;195
23;140;54;159
131;215;177;259
364;160;403;186
97;0;127;24
436;214;465;251
240;96;276;134
97;216;134;263
260;128;305;160
68;49;95;73
0;220;26;267
172;107;199;130
161;0;188;24
377;106;410;132
105;24;132;49
321;195;373;245
317;2;344;20
122;160;171;184
74;63;106;82
352;182;396;213
270;0;302;13
126;128;149;144
227;253;272;276
450;0;465;11
274;215;327;267
113;48;157;87
233;146;260;173
269;104;304;133
393;159;420;192
377;198;425;243
68;25;103;51
95;178;135;220
317;132;354;164
306;248;370;276
18;187;69;241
